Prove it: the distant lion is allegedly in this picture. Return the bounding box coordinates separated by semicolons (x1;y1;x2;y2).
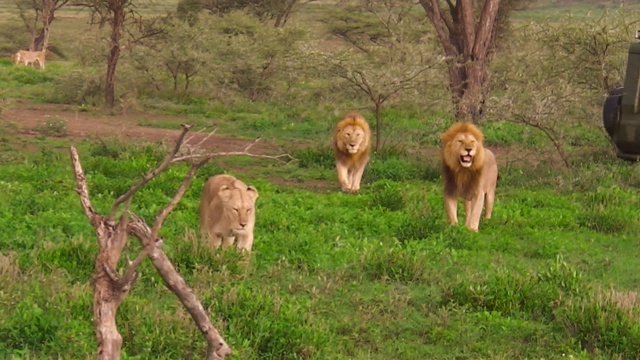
332;112;371;193
13;50;46;69
199;174;259;251
441;122;498;232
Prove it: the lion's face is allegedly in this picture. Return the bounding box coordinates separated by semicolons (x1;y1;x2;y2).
441;122;485;173
339;125;366;154
451;132;480;168
218;183;258;235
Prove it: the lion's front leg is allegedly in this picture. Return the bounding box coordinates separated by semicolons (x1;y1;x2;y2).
350;164;366;192
235;232;254;252
221;235;236;248
336;163;352;192
205;232;223;249
444;195;458;225
465;192;486;232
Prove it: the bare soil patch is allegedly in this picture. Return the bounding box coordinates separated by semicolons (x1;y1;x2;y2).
3;102;281;155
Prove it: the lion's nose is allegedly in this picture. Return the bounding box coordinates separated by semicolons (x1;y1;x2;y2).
465;148;473;153
239;222;247;228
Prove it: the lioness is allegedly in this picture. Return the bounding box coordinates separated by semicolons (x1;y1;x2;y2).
332;112;371;193
199;174;259;251
441;122;498;232
13;50;46;69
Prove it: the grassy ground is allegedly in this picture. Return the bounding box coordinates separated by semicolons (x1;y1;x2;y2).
1;1;640;359
1;110;640;359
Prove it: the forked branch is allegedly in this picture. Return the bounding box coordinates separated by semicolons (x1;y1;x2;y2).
109;124;192;219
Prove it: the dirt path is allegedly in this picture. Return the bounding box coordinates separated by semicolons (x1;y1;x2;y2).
3;102;282;155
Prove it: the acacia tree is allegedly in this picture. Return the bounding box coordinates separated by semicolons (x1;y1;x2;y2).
321;0;438;151
538;11;637;93
75;0;165;108
70;126;292;359
176;0;313;28
14;0;67;51
418;0;525;121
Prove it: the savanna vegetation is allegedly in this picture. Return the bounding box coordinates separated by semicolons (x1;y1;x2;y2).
1;0;640;359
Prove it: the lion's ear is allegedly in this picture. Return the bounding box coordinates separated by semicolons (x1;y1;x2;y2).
218;185;232;202
246;186;259;201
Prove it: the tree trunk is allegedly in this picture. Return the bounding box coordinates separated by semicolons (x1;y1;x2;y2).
34;12;55;51
374;101;382;152
105;2;125;108
419;0;502;122
94;249;124;360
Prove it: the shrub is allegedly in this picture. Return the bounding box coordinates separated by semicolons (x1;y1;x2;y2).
33;117;67;137
366;156;421;182
369;180;404;211
396;213;446;242
557;292;640;357
294;146;334;169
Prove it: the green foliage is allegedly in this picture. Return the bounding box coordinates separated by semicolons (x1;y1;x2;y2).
557;290;640;358
1;137;640;359
368;179;405;211
293;146;334;169
50;68;103;106
32;117;67;137
0;65;54;86
3;2;640;359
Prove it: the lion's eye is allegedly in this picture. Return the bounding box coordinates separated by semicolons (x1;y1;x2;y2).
233;208;239;213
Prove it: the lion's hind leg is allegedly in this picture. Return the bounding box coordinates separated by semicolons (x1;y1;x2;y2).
484;190;495;220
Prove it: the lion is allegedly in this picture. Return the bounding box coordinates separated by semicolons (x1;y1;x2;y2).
332;112;371;193
441;121;498;232
13;50;46;69
199;174;259;251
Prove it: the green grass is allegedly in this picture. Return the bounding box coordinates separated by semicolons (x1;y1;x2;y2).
0;131;640;359
1;1;640;358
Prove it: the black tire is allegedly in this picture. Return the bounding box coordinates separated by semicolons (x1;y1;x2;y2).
603;87;624;138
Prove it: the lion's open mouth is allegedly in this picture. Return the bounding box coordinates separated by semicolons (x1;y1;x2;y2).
459;155;473;167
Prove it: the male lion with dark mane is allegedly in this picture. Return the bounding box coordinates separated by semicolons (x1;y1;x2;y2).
332;112;371;193
441;122;498;232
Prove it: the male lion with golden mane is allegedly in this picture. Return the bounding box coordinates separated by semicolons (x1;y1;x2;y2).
199;174;259;251
441;122;498;232
332;112;371;193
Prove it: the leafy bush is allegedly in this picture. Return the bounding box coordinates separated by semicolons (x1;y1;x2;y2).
369;180;405;211
396;213;447;242
293;146;334;169
557;291;640;357
366;156;422;182
446;257;585;321
577;187;639;235
33;117;67;137
50;69;103;105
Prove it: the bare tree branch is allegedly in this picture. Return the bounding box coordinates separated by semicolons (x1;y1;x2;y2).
127;215;231;360
109;125;192;219
150;158;208;239
70;146;99;223
118;247;148;290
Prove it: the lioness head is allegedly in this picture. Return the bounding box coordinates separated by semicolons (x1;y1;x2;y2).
441;122;485;172
335;112;371;155
218;179;259;234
